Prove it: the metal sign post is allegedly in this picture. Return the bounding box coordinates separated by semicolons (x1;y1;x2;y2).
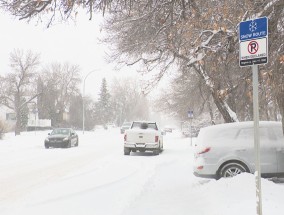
253;64;262;215
33;107;38;136
239;17;268;215
188;110;193;146
82;70;96;134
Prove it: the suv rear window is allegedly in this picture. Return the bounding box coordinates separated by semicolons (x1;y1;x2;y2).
236;127;277;141
132;122;158;130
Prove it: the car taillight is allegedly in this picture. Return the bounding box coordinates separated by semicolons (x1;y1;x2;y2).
198;147;211;154
124;134;127;141
155;136;159;142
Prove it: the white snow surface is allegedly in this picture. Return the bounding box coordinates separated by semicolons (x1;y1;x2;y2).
0;128;284;215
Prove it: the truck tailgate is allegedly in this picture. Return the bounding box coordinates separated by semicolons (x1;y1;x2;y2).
126;129;157;143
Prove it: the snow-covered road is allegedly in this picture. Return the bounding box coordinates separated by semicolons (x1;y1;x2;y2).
1;129;284;215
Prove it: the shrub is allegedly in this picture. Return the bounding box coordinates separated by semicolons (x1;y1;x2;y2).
0;120;7;140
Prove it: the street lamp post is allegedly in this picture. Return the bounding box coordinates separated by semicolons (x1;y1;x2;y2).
83;70;96;134
188;110;193;146
33;107;38;136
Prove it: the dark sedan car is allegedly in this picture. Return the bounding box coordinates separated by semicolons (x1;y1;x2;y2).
44;128;79;148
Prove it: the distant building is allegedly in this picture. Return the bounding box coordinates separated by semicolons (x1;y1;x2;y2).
26;103;51;131
27;114;51;131
0;106;16;131
0;105;51;132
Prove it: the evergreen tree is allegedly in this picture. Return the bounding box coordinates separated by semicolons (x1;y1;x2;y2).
95;78;113;126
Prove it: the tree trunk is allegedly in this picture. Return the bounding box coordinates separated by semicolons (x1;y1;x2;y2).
14;93;21;136
277;94;284;135
192;65;239;123
15;108;21;136
207;101;215;125
211;91;238;123
282;117;284;136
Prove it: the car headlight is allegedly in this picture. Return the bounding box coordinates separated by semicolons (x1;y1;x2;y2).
45;138;49;142
63;137;69;141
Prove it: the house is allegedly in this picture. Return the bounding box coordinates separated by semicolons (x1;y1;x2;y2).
0;106;16;131
0;105;51;132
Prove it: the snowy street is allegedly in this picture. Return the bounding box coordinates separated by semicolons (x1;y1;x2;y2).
0;1;283;215
1;129;284;215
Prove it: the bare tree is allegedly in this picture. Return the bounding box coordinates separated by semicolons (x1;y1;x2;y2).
0;0;100;26
1;0;283;130
100;1;245;122
110;77;149;125
37;62;81;127
0;0;136;27
0;49;40;135
101;0;284;126
156;68;217;124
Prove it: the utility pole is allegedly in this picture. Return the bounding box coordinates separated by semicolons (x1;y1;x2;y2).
83;70;96;134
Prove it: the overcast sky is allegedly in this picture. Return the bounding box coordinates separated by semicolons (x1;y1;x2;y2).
0;11;137;99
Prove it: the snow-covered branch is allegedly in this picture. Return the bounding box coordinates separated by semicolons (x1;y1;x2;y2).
188;28;235;66
258;0;284;18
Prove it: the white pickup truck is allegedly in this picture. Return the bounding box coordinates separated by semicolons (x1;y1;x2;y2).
124;121;164;155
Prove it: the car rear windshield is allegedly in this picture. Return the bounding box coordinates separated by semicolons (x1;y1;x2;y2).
131;122;158;130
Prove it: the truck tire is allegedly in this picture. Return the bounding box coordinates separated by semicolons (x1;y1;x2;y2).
124;147;130;155
153;149;160;155
159;142;163;153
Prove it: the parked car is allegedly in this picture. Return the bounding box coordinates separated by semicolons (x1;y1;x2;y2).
44;128;79;148
193;121;284;179
106;123;116;129
124;121;164;155
181;123;199;137
94;125;105;130
163;126;173;133
120;122;132;134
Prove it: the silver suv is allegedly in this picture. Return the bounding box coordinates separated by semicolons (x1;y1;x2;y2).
193;121;284;179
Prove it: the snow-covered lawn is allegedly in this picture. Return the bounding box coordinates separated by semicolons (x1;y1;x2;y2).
0;129;283;215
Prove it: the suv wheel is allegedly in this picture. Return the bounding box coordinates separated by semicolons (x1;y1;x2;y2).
219;163;248;178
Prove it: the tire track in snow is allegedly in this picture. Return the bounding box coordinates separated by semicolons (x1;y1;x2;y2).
3;155;163;215
0;130;122;210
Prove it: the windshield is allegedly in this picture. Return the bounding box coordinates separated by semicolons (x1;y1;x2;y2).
51;129;70;135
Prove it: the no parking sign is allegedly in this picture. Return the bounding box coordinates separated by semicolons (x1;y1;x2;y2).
239;17;268;67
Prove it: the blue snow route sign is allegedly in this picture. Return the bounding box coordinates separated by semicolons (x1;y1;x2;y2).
188;110;193;118
239;17;268;41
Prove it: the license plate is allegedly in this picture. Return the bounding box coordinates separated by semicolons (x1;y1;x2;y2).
136;143;145;147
